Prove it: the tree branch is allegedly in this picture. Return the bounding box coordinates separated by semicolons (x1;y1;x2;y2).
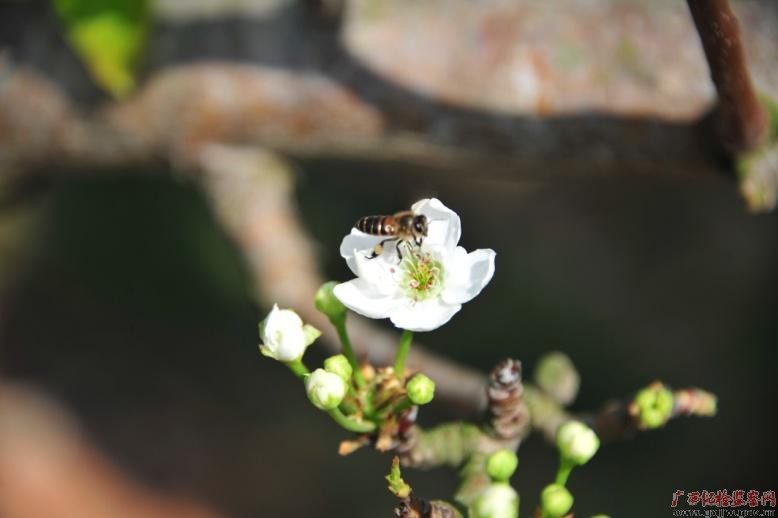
687;0;769;155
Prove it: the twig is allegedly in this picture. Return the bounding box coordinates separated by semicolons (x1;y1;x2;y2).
687;0;769;154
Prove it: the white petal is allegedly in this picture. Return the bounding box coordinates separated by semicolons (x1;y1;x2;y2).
442;247;496;304
388;299;462;332
333;279;401;319
412;198;461;251
353;249;403;295
340;229;384;275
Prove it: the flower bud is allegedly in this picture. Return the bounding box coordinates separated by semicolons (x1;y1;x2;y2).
315;281;347;322
324;354;353;382
471;483;519;518
258;304;321;362
540;484;573;517
556;420;600;466
534;351;580;405
486;449;519;482
406;373;435;405
632;382;674;429
306;368;347;410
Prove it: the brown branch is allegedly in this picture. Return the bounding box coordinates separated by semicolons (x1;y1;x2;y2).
0;63;715;182
0;384;221;518
687;0;769;155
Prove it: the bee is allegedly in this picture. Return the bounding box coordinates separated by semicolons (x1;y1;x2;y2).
356;210;429;261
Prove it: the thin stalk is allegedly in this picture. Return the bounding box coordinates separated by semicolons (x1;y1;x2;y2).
285;359;310;380
328;407;376;433
555;458;574;486
394;329;414;380
333;317;365;388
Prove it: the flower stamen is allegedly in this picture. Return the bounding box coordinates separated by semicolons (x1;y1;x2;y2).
401;249;444;302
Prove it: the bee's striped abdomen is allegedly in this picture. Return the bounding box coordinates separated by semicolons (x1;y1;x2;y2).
356;215;395;236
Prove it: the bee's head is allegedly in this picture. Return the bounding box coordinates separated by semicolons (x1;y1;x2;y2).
413;214;428;237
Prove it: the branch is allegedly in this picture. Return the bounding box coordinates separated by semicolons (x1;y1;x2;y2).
0;64;714;181
0;383;220;518
687;0;769;155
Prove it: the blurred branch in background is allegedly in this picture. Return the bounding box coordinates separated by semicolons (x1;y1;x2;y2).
686;0;778;211
0;383;221;518
687;0;768;154
0;0;775;184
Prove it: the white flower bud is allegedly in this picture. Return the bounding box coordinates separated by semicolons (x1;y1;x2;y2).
471;483;519;518
258;304;321;362
556;420;600;466
306;368;347;410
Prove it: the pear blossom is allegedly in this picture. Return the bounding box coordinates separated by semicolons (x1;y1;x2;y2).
258;304;321;362
333;198;495;332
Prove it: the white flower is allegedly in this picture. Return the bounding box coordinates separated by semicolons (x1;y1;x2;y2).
556;420;600;465
259;304;321;362
333;198;496;332
306;368;347;410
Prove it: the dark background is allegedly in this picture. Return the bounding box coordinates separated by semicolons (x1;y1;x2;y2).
1;161;776;517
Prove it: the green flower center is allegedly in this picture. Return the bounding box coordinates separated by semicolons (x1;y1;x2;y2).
400;249;444;301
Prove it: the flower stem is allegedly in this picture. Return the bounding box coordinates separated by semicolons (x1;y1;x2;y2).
394;329;414;380
333;316;365;388
328;407;376;433
285;359;310;380
555;458;574;486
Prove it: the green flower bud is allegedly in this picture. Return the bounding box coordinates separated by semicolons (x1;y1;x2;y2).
471;482;519;518
556;420;600;466
534;351;580;405
541;484;573;517
306;368;347;410
590;515;611;518
324;354;353;382
633;383;674;429
315;281;347;322
406;373;435;405
486;449;519;482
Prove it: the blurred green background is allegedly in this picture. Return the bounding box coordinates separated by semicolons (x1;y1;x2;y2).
2;163;776;517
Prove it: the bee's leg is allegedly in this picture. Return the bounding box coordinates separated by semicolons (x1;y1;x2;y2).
366;238;396;259
396;243;404;263
415;236;423;247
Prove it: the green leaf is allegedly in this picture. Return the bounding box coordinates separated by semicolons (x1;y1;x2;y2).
54;0;150;98
386;456;412;499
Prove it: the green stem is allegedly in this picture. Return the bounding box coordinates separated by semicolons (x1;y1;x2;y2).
328;407;376;433
555;458;574;486
285;359;310;380
332;316;365;388
394;329;414;379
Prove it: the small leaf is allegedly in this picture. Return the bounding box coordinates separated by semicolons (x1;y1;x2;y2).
54;0;150;98
386;456;412;499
